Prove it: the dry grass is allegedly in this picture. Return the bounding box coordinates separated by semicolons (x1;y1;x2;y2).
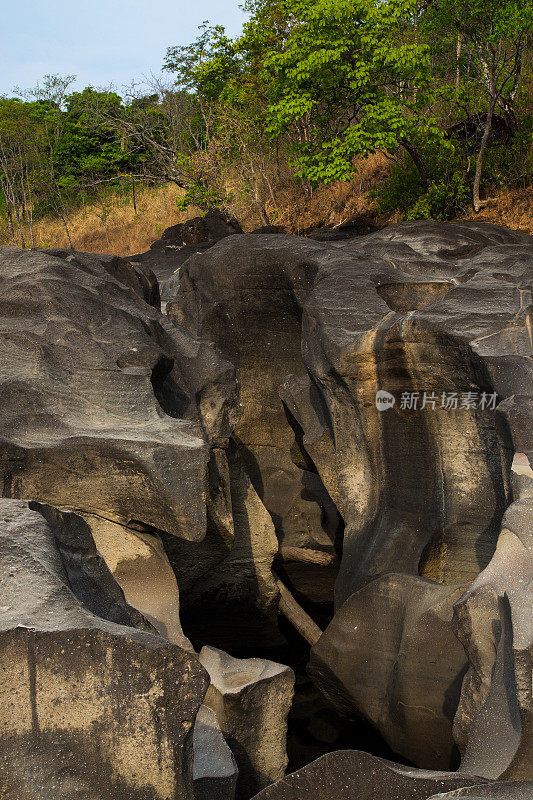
1;183;202;256
460;186;533;234
228;152;392;234
1;157;531;257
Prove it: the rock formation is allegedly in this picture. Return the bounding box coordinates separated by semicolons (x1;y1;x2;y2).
0;246;233;541
133;208;244;292
88;515;193;649
199;646;295;799
0;498;208;800
247;750;489;800
166;219;532;773
193;705;238;800
452;474;533;781
0;216;532;799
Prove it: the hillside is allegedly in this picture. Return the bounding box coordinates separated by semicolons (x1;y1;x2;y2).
2;171;532;256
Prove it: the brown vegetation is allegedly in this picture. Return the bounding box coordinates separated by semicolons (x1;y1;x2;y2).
461;185;533;234
0;182;201;256
1;154;531;256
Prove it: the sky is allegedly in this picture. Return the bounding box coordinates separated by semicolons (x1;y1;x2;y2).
0;0;249;97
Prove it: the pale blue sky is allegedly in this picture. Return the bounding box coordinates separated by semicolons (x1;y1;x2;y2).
0;0;248;96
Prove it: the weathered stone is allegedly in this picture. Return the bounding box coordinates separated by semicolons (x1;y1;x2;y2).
193;705;238;800
0;498;209;800
2;218;532;791
168;221;532;770
428;783;533;800
452;477;533;780
133;208;243;289
309;574;468;769
161;209;243;248
87;514;193;650
248;750;489;800
0;247;211;541
163;442;281;650
199;646;294;799
166;234;341;607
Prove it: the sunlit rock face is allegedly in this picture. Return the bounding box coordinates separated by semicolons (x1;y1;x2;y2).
168;220;532;771
452;476;533;781
0;498;208;800
199;646;294;800
0;246;228;541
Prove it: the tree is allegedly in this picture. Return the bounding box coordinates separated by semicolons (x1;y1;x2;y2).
81;80;206;189
425;0;533;210
260;0;439;186
0;98;42;245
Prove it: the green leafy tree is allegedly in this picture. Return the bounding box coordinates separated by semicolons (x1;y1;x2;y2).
424;0;533;209
261;0;440;186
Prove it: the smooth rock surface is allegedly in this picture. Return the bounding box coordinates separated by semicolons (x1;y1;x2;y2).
168;220;532;769
248;750;488;800
309;574;468;769
0;247;216;541
453;477;533;780
199;646;294;799
87;514;193;649
193;705;238;800
0;498;209;800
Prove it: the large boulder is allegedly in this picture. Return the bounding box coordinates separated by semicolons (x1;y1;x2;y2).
0;498;209;799
0;246;237;542
452;475;533;780
308;575;468;769
133;208;244;288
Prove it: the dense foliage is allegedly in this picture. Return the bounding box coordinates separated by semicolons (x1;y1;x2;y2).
1;0;532;242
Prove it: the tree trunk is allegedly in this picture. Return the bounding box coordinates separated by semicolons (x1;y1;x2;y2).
275;578;322;646
473;100;495;212
131;172;137;213
400;138;431;188
501;103;518;137
253;178;271;226
58;210;73;249
6;207;14;237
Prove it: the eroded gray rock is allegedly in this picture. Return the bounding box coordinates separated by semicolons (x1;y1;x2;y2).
193;705;238;800
199;646;294;799
248;750;488;800
0;498;209;800
0;246;225;542
168;220;532;770
309;574;468;769
87;514;193;650
452;477;533;780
